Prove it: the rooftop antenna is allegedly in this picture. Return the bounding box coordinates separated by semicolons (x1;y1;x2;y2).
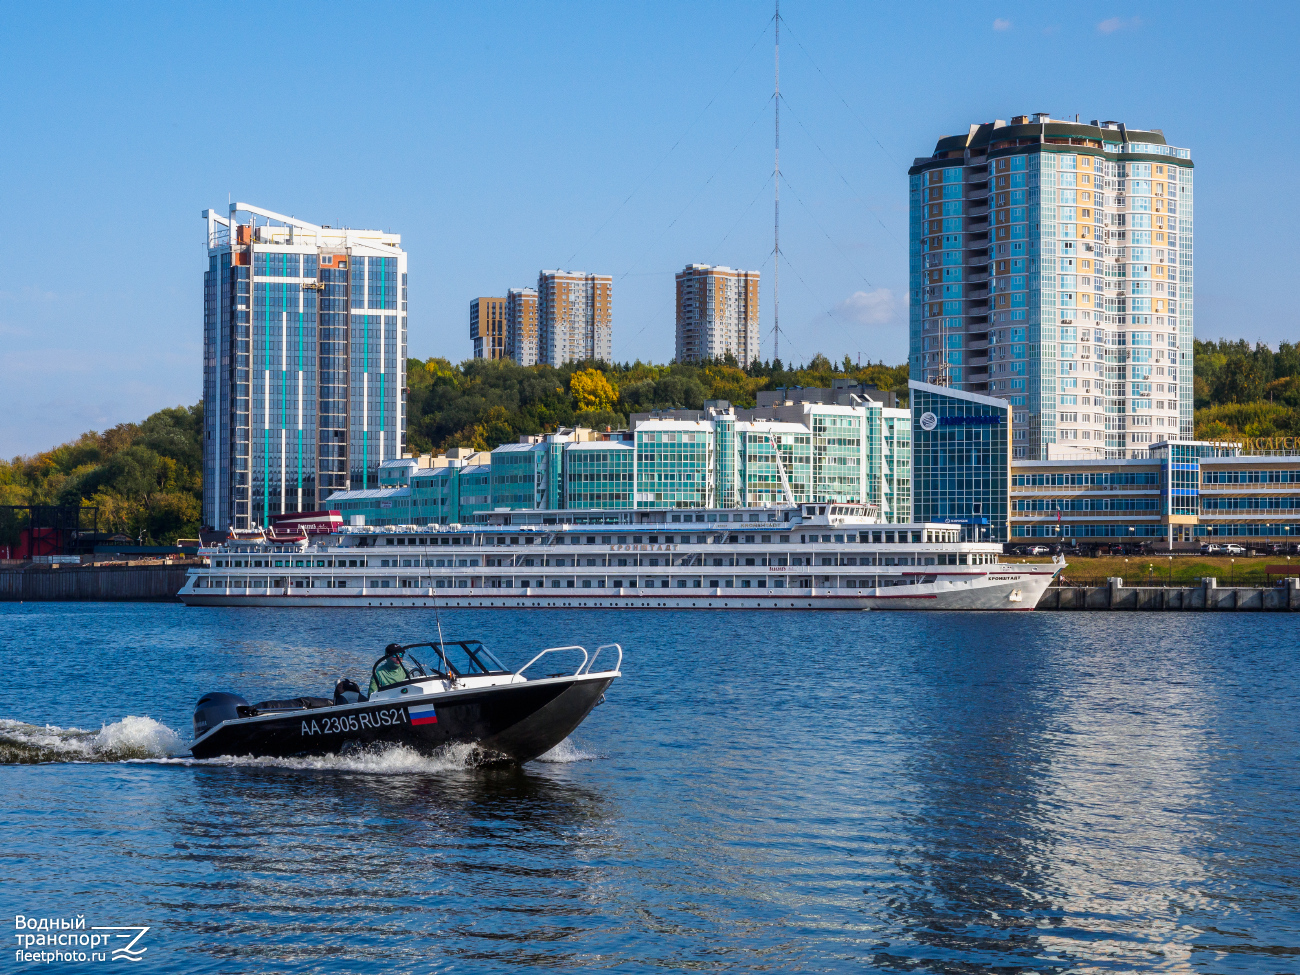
772;0;781;364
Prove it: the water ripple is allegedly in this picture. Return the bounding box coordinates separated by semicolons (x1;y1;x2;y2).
0;604;1297;973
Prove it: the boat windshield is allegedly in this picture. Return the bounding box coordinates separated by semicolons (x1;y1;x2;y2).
368;647;432;695
431;640;510;677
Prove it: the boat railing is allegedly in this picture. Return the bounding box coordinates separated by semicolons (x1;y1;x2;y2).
581;643;623;675
514;645;589;679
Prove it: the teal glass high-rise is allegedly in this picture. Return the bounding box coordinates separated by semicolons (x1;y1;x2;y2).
202;204;407;530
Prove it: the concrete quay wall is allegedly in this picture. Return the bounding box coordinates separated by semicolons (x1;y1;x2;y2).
1038;577;1300;611
0;565;190;602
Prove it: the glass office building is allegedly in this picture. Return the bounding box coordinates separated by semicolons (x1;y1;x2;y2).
202;204;407;530
563;442;635;509
909;380;1011;541
1009;440;1300;549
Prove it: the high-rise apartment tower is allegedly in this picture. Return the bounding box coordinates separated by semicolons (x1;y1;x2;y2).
470;296;507;359
908;115;1192;459
506;287;539;366
674;264;761;364
537;270;612;366
201;203;407;530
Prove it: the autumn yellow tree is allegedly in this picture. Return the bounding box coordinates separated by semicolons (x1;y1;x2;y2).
569;369;618;412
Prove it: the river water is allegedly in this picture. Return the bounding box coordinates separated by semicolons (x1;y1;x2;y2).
1;603;1296;973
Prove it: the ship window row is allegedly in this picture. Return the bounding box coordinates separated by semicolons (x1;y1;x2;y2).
209;547;996;572
195;569;990;592
200;577;956;592
212;558;366;568
375;555;933;568
361;531;952;545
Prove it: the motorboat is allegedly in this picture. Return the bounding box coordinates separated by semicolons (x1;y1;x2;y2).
190;640;621;762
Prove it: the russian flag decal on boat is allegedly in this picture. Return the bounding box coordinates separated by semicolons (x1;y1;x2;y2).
408;703;438;726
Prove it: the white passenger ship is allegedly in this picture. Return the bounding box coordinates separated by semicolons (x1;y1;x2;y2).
183;504;1061;611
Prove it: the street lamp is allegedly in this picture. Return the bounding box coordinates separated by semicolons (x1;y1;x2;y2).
1124;557;1129;585
1230;557;1235;587
1168;554;1173;587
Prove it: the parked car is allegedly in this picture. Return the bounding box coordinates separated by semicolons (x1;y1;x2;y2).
1201;543;1223;554
1223;543;1247;555
1028;545;1050;556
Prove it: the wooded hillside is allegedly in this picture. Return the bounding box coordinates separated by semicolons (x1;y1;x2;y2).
1;405;204;544
1193;339;1300;440
4;338;1294;541
405;355;908;453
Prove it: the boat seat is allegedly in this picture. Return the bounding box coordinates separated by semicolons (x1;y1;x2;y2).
252;696;333;712
334;678;367;705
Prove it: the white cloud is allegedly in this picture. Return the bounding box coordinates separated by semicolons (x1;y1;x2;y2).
1098;15;1142;33
993;18;1012;31
835;288;897;327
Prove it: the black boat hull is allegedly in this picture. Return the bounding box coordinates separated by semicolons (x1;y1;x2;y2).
189;674;614;763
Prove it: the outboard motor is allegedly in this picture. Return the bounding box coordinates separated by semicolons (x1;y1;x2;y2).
193;692;250;738
334;678;365;705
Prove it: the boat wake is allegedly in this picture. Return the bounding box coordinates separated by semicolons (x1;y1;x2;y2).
208;741;493;774
0;716;187;764
536;737;597;763
0;716;595;772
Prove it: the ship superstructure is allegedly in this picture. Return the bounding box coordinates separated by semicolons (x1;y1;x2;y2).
183;504;1059;610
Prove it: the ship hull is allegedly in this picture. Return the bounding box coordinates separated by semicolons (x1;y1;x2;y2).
180;569;1057;611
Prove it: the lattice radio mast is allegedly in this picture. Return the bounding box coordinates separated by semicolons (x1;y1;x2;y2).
772;0;781;364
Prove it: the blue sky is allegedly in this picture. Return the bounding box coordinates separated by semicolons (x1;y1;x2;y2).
2;1;1296;455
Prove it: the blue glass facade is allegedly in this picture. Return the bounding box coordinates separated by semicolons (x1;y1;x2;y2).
202;205;406;530
249;274;317;526
563;444;634;509
909;381;1011;541
636;427;713;508
1010;441;1300;547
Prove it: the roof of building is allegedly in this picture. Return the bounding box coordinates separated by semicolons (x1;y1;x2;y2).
634;419;714;430
909;379;1012;412
909;117;1190;174
492;442;545;454
565;440;634;450
326;487;410;501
